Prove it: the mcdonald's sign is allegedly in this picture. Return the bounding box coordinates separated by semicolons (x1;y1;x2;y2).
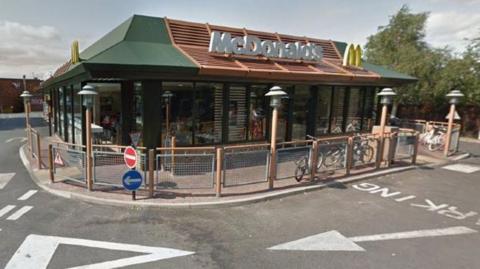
342;43;362;67
71;40;80;64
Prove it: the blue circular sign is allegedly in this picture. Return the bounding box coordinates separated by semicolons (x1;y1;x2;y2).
122;170;143;191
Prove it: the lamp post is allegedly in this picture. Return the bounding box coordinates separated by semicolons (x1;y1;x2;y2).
20;90;33;153
266;86;287;189
376;88;396;166
78;85;97;191
444;89;464;156
20;90;33;128
162;90;173;135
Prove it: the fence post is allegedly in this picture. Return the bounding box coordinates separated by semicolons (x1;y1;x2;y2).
346;136;354;175
375;136;384;169
310;141;318;181
386;134;395;168
148;149;154;198
27;125;32;156
48;144;54;183
412;133;419;165
171;136;176;174
36;131;42;169
215;147;223;197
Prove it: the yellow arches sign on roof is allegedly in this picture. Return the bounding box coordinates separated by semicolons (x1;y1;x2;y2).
71;40;80;64
342;43;362;67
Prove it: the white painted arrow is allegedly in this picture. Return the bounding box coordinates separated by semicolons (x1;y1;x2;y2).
5;234;194;269
0;173;15;189
268;226;477;252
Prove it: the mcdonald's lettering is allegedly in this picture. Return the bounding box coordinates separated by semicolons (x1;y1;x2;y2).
342;43;362;67
71;40;80;64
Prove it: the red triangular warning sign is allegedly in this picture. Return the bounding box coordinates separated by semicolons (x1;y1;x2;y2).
54;152;64;166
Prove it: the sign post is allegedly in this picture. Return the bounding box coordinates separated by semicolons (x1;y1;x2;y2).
122;170;143;200
123;146;141;200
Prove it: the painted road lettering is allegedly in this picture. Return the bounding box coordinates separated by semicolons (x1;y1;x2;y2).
353;182;479;224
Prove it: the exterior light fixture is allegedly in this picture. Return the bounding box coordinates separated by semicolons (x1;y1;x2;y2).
265;86;287;108
20;90;33;102
377;88;396;105
162;90;173;104
446;89;464;105
78;85;97;108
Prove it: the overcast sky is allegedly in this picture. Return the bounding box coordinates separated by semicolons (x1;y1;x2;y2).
0;0;479;79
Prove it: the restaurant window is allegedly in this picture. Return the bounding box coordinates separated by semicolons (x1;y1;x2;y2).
128;82;144;146
315;86;332;136
345;87;363;133
228;85;248;143
58;87;64;137
248;85;268;141
330;86;346;134
292;85;310;140
362;87;377;131
73;84;82;144
92;83;122;145
163;82;194;146
194;83;222;144
64;86;73;143
275;85;291;142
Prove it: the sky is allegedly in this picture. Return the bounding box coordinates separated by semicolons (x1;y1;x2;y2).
0;0;479;79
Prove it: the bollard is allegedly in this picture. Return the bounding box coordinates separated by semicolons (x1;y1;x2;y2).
36;132;42;169
215;147;223;197
346;136;354;175
310;141;319;181
148;149;155;198
48;144;54;183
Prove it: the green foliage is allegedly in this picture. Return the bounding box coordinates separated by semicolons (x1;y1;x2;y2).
364;5;480;109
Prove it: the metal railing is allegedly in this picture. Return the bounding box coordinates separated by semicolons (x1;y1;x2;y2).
223;144;270;187
51;143;86;184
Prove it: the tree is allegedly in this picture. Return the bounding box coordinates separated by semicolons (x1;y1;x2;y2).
364;5;450;114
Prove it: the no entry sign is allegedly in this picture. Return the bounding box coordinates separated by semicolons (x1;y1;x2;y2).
123;146;138;169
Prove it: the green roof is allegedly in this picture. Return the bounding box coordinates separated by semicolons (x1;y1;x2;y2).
43;15;198;88
43;15;416;88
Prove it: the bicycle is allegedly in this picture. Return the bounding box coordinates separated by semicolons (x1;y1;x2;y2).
420;126;446;151
352;136;375;164
294;135;345;182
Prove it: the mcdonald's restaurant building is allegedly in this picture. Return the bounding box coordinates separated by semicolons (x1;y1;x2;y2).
42;15;415;149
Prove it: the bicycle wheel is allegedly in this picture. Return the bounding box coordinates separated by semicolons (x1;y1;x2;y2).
294;166;306;182
362;145;374;163
316;152;325;172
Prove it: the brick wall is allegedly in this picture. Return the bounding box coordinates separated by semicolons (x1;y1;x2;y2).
0;78;42;113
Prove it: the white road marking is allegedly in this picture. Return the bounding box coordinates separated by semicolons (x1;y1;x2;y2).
0;205;16;218
268;226;477;252
442;163;480;173
17;190;38;201
5;137;27;143
5;234;194;269
6;206;33;220
0;173;15;189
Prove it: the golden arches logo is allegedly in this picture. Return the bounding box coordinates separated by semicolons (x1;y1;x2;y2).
71;40;80;64
342;43;362;67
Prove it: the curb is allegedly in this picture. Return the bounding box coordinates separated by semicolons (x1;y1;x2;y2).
20;144;417;209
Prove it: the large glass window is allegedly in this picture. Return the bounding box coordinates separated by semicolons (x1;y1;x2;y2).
163;82;194;146
73;84;82;144
248;85;268;141
315;86;332;136
64;87;73;143
345;87;363;133
58;87;64;137
194;83;222;144
362;87;377;131
91;83;122;145
330;86;346;134
292;85;310;140
228;85;248;142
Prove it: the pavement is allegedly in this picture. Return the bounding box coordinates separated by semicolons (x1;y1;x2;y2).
2;113;480;268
